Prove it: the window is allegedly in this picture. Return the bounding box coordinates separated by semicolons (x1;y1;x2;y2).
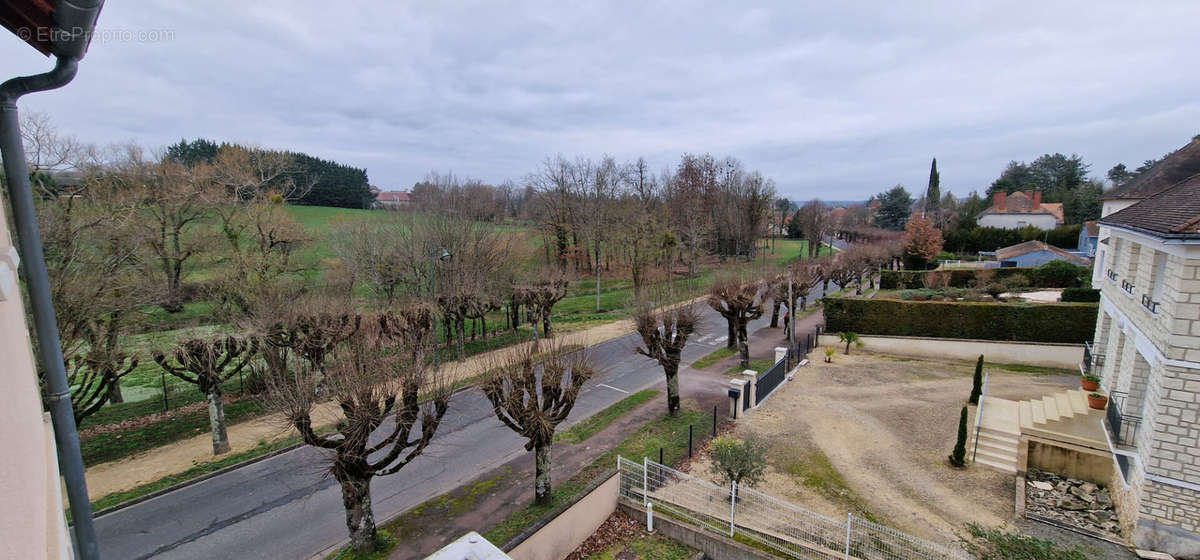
1147;251;1167;313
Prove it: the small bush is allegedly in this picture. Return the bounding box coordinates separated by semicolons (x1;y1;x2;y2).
949;405;968;467
1061;287;1100;302
709;434;768;489
969;355;984;405
960;523;1088;560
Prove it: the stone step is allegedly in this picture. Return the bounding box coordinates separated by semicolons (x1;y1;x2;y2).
1055;393;1075;418
1043;396;1061;422
976;429;1019;448
1019;401;1033;430
974;454;1017;473
1067;390;1088;415
1030;399;1047;425
974;446;1018;465
974;439;1018;460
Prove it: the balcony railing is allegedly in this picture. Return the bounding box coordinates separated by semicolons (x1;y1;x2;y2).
1106;269;1118;282
1141;294;1160;314
1081;341;1104;376
1121;279;1135;295
1105;391;1141;448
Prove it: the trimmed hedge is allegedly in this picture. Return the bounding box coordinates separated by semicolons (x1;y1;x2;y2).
823;297;1097;343
1061;287;1100;302
880;262;1088;290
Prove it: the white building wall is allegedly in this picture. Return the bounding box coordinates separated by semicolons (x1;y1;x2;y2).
977;213;1059;230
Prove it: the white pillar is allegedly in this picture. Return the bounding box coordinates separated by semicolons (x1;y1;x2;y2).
742;370;757;409
729;379;746;418
774;346;787;364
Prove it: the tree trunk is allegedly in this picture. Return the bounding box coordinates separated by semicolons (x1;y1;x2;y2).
769;300;781;328
665;367;680;417
542;312;552;338
737;321;750;369
208;387;230;455
725;318;736;349
456;318;466;361
107;380;125;404
534;442;552;506
337;472;378;555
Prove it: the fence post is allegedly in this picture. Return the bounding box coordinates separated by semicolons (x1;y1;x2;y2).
160;369;169;411
643;456;648;504
688;425;693;458
845;513;853;560
712;405;717;437
659;447;663;465
647;502;655;533
730;481;737;537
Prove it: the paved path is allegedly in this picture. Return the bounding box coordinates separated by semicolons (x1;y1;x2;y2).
94;296;823;559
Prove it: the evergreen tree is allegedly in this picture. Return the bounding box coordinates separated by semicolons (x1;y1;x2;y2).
872;185;913;230
949;405;968;467
924;158;940;216
969;355;983;405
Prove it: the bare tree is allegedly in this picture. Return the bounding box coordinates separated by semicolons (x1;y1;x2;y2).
20;111;84;195
707;276;767;368
154;336;257;454
262;309;361;374
828;252;861;296
794;199;832;259
62;322;138;420
264;310;450;555
633;300;699;417
515;271;570;341
125;151;219;312
480;342;595;505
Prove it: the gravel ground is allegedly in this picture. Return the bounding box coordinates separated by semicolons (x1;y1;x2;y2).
698;350;1106;549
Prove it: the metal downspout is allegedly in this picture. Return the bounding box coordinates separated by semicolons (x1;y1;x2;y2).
0;56;102;560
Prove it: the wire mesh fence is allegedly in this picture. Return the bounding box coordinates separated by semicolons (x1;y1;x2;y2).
618;456;969;560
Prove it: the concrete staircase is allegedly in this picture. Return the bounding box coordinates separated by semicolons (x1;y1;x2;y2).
971;390;1108;474
971;397;1020;473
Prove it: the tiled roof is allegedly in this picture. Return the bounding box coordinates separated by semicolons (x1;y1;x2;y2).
1104;138;1200;201
1083;221;1099;237
376;191;410;202
995;240;1090;266
1101;175;1200;238
980;191;1063;221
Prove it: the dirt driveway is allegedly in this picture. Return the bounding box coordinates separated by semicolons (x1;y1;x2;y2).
688;350;1079;545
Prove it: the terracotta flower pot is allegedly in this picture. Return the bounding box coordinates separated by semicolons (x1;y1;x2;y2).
1087;394;1108;410
1081;378;1100;392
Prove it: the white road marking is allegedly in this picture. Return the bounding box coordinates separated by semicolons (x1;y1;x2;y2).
598;383;629;394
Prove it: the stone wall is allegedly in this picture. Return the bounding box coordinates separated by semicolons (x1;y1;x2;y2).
506;474;618;560
1135;478;1200;558
617;502;774;560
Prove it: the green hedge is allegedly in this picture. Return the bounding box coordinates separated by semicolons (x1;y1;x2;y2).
1061;287;1101;302
823;297;1097;343
880;262;1088;290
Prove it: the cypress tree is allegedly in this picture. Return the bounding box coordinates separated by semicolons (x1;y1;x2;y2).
949;405;968;467
924;158;940;216
969;354;983;404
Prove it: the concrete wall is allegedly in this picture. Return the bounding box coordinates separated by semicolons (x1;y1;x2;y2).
617;502;775;560
1002;250;1079;269
818;334;1083;369
507;474;618;560
0;199;73;559
1026;439;1113;485
978;213;1058;230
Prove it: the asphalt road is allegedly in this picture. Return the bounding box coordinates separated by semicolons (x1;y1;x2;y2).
93;302;795;560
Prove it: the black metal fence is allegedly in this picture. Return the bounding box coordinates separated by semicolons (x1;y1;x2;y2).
755;356;787;405
1082;341;1104;377
1106;391;1141;448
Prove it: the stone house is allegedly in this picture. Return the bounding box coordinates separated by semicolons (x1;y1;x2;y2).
977;191;1064;230
1088;175;1200;557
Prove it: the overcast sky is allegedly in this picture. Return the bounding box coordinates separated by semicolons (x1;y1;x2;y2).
3;1;1198;201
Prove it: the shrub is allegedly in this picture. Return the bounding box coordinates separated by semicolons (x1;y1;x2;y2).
949;405;968;468
960;523;1089;560
1061;287;1100;302
709;434;768;489
880;265;1085;291
824;347;836;363
969;355;983;405
823;297;1098;343
922;270;950;289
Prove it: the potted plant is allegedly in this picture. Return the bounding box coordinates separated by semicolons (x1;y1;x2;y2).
824;347;836;363
1081;374;1100;392
1087;392;1108;410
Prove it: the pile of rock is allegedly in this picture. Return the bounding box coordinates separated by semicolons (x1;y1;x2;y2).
1025;468;1121;537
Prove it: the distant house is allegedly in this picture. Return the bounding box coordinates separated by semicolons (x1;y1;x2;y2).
1077;220;1099;257
977;191;1064;230
995;240;1090;268
1101;137;1200;218
375;190;411;208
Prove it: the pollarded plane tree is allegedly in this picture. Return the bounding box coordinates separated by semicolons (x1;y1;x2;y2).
63;322;138;422
480;343;595;505
262;310;361;374
154;336;257;454
707;275;767;369
633;300;699;417
827;252;862;297
515;272;570;342
264;311;450;555
770;261;823;338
